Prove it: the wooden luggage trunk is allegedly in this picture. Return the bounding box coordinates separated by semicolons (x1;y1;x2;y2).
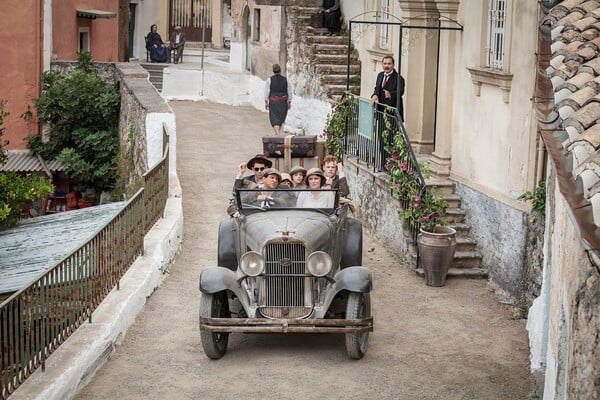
267;156;320;173
263;135;317;158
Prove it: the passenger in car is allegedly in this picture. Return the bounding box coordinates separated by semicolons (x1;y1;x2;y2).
296;168;335;208
242;168;295;208
322;155;350;197
289;165;307;189
280;173;293;188
232;154;272;194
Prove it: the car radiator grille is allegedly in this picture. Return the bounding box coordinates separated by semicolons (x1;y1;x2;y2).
258;242;312;319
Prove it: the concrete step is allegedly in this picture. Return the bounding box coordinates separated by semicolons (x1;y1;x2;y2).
316;64;360;74
426;178;455;194
314;43;351;54
326;84;360;97
416;267;489;279
443;207;465;224
442;192;462;208
450;250;484;269
308;34;349;45
320;74;359;84
455;236;478;253
448;222;472;238
312;53;357;64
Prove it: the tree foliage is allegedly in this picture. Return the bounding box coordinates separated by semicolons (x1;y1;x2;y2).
27;52;121;191
0;100;53;228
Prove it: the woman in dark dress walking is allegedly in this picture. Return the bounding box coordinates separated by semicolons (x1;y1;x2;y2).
264;64;292;135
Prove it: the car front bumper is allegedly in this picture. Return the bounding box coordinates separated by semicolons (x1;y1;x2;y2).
199;316;374;333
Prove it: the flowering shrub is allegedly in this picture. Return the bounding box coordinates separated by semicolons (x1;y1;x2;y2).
384;122;448;233
399;189;448;232
386;150;423;200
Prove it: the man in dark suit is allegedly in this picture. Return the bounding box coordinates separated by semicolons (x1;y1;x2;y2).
370;55;405;120
168;25;186;64
370;55;405;169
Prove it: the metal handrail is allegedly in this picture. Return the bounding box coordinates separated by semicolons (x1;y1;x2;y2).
0;131;170;399
343;95;426;242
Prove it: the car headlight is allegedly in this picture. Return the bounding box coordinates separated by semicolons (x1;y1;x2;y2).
306;251;333;277
240;251;264;276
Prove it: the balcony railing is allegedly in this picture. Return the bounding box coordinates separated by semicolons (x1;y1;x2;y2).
344;95;426;243
0;128;170;399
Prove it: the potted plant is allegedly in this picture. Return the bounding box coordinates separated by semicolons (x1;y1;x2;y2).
400;190;455;287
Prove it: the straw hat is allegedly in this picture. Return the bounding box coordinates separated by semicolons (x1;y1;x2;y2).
305;167;326;186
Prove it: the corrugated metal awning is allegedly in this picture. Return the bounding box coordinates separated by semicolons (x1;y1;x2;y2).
76;9;117;19
0;150;67;177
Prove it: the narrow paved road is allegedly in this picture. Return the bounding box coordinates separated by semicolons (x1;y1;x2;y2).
75;101;532;399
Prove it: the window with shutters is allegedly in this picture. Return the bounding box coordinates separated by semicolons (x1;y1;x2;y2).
486;0;506;70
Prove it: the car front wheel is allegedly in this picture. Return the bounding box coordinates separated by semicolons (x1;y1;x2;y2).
199;291;231;359
345;292;370;360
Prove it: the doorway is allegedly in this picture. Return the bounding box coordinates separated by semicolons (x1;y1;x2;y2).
169;0;213;42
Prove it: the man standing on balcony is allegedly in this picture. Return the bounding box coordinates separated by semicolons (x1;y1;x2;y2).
370;55;404;120
370;55;405;170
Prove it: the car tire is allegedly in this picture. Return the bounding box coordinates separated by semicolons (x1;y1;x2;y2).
199;291;231;359
345;292;370;360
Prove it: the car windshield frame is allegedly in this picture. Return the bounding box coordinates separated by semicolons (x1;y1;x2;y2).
235;188;340;214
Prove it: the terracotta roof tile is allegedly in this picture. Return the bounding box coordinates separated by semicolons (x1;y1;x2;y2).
580;0;600;11
577;45;598;59
578;124;600;147
568;100;600;128
566;71;595;88
566;85;597;105
574;16;599;30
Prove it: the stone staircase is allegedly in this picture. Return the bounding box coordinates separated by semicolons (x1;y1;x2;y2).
140;63;167;91
407;175;488;278
287;5;361;100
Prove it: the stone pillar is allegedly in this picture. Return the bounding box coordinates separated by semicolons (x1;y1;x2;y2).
397;0;460;176
212;0;223;48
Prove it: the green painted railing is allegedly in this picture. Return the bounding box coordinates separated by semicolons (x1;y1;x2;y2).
0;131;170;399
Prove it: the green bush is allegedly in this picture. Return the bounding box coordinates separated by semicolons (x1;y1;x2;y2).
0;100;53;228
27;52;120;192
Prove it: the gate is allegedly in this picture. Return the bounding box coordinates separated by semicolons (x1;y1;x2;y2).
170;0;212;42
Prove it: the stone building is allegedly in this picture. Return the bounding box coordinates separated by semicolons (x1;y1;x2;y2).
231;0;599;397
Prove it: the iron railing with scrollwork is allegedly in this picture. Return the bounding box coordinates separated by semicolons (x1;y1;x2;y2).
0;129;170;399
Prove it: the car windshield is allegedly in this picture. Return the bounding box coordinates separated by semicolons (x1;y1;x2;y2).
236;188;339;213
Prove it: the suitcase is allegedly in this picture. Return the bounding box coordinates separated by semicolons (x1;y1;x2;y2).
310;13;324;28
263;135;317;158
267;156;320;173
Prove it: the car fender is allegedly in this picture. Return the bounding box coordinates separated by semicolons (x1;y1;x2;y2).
218;218;238;271
199;267;249;305
318;266;372;317
341;218;362;268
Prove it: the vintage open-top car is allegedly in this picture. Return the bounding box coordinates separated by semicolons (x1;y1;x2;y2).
198;188;373;359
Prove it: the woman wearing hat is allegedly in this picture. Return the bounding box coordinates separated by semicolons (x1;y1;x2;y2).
296;168;335;208
289;165;307;189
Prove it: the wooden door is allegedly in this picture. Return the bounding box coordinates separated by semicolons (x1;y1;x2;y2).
170;0;212;42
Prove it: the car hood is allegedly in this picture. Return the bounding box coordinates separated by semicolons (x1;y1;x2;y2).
243;210;336;252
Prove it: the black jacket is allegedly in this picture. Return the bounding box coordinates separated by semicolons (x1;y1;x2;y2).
373;70;405;120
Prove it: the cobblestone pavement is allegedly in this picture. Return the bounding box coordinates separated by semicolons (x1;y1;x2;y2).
74;100;533;400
